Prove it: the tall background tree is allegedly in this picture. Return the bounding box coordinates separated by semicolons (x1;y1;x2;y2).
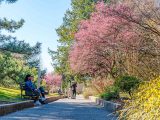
0;0;42;88
49;0;109;88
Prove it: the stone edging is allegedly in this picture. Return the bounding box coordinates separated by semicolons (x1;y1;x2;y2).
96;98;121;113
0;95;66;116
89;96;121;113
45;95;65;103
0;100;34;116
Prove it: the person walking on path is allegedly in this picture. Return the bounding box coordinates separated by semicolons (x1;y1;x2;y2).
71;82;77;99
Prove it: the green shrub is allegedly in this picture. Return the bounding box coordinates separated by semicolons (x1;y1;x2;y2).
0;53;38;88
100;86;119;101
115;76;141;96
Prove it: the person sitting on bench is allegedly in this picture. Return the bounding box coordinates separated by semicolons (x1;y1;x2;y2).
24;74;46;105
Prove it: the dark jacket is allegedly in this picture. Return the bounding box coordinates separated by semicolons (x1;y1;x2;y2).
25;80;36;91
71;83;77;91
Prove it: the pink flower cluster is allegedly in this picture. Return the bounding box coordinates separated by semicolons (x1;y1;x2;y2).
69;2;139;76
44;73;62;87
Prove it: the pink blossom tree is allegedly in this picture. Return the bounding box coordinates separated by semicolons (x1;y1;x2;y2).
44;73;62;87
69;2;140;77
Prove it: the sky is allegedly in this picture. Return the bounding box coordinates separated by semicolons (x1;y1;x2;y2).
0;0;71;72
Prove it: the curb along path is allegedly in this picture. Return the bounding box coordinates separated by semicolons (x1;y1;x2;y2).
0;95;117;120
0;96;65;116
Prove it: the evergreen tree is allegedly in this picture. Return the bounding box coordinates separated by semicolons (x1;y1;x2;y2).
0;0;17;3
0;0;41;87
0;0;41;67
49;0;97;74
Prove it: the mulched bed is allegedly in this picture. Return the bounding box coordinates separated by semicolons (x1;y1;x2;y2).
111;97;130;104
111;97;131;111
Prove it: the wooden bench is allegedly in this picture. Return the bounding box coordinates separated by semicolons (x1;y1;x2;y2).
20;83;49;100
19;83;37;100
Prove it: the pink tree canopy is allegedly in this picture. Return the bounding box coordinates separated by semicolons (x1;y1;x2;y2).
44;73;62;87
69;2;140;77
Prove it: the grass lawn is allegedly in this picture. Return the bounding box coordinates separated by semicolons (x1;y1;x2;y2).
0;87;21;102
0;87;61;103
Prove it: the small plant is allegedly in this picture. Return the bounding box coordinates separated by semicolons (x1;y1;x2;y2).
83;87;97;99
115;76;141;97
90;77;114;94
100;86;119;101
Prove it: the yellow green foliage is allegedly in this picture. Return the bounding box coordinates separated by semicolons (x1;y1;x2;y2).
0;87;21;102
119;77;160;120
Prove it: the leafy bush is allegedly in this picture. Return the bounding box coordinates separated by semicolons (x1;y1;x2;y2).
119;76;160;120
83;91;93;99
115;76;141;96
83;87;97;99
82;77;114;99
90;77;114;94
0;53;38;88
100;86;119;101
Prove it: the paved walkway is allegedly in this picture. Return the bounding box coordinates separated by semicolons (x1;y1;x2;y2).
0;96;117;120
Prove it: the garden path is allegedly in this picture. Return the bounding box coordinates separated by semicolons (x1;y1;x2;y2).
0;95;117;120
